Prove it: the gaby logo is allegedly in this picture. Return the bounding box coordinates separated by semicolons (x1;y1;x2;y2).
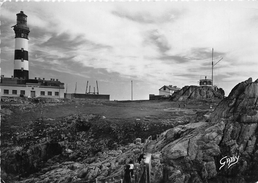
219;155;240;170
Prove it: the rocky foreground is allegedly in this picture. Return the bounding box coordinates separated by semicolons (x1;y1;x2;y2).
148;78;258;182
1;78;258;183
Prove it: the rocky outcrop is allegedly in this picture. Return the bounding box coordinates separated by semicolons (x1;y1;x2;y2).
148;121;225;182
148;78;258;182
210;77;258;122
170;85;225;101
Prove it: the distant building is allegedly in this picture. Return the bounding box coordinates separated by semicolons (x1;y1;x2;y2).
149;85;181;100
159;85;181;96
199;76;212;86
0;11;65;98
65;93;109;100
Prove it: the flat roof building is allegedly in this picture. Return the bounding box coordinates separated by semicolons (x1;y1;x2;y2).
0;76;64;98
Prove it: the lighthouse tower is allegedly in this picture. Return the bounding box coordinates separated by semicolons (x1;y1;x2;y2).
13;11;30;80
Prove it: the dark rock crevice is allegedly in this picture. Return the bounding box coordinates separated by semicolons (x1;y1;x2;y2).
2;141;63;177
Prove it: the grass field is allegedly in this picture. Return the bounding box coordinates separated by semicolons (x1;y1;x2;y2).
1;99;216;144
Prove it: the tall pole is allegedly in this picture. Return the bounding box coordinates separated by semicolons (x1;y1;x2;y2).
74;82;77;94
212;48;214;86
96;81;99;95
131;80;133;101
85;81;89;94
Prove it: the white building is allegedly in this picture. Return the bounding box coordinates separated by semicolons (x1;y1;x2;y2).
159;85;181;96
0;77;64;98
0;11;65;99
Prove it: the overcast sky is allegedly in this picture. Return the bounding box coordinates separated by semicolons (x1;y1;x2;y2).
1;1;258;100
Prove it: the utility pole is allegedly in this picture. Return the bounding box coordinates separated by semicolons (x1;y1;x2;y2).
96;81;99;95
85;81;89;94
74;82;77;94
212;48;214;86
131;80;133;101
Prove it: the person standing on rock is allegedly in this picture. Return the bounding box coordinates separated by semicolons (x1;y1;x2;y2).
128;160;134;178
123;164;131;183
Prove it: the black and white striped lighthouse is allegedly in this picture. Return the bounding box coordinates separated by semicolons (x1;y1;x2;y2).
12;11;30;80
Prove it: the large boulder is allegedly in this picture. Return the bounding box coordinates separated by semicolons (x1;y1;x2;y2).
210;77;258;122
170;85;225;101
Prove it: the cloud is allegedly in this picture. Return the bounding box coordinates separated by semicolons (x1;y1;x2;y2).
158;55;188;64
0;21;14;52
39;33;88;51
143;29;171;54
112;9;181;24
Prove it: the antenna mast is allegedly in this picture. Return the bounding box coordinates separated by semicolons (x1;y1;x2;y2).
211;48;223;87
212;48;214;86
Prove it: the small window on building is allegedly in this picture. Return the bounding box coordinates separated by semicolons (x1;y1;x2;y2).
12;90;17;95
4;90;9;94
48;91;52;96
20;90;25;95
164;87;166;90
55;92;59;96
41;91;45;96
